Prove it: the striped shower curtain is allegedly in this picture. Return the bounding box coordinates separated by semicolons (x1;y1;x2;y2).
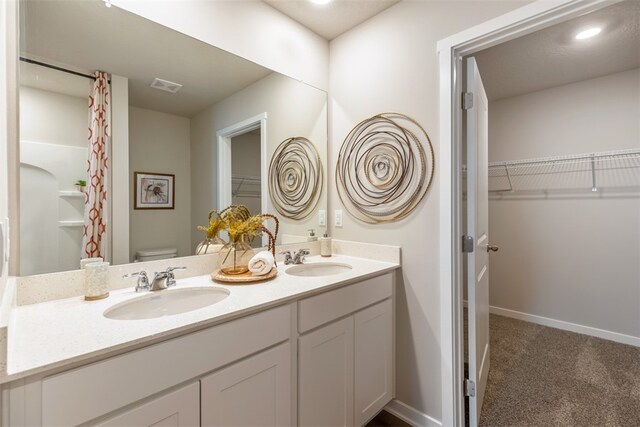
82;71;110;259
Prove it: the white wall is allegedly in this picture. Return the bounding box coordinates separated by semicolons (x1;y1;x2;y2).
0;0;18;298
110;0;329;91
190;72;327;248
129;106;191;259
19;86;87;147
329;1;530;423
488;69;640;340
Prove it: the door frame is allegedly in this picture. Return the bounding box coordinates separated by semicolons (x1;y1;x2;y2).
216;112;268;215
437;1;617;425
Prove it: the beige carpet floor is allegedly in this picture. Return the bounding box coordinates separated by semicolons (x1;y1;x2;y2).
479;314;640;427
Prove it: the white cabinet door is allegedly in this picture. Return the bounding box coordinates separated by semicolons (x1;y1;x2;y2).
201;342;291;427
354;299;393;426
299;317;354;427
95;382;199;427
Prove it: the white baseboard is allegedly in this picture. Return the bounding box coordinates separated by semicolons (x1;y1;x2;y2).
384;399;442;427
490;305;640;348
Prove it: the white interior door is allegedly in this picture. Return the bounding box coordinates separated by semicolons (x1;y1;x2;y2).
465;57;491;427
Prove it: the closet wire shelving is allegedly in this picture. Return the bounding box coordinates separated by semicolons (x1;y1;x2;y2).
232;175;261;198
488;148;640;193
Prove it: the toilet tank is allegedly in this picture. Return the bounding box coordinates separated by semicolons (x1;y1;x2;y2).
135;248;178;262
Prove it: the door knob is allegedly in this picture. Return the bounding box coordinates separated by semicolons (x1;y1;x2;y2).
486;245;499;252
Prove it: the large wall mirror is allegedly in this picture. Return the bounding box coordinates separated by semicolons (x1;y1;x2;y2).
18;0;327;276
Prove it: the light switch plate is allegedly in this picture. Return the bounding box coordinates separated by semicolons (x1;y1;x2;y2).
318;210;326;227
334;210;343;228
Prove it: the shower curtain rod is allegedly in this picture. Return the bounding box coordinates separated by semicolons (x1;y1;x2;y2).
19;57;111;83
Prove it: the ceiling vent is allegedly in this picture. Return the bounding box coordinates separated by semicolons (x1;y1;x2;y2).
150;78;182;94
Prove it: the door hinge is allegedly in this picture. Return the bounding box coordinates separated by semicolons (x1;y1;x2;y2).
462;235;474;253
465;379;476;397
462;92;474;110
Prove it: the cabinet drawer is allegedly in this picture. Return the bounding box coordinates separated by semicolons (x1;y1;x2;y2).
298;273;392;333
42;305;290;426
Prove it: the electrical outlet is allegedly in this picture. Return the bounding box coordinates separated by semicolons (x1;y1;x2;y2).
318;210;326;227
334;210;343;228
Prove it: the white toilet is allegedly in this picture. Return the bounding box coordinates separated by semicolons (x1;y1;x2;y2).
135;248;178;262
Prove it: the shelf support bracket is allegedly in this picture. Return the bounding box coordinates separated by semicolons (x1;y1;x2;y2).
504;162;513;192
591;154;597;192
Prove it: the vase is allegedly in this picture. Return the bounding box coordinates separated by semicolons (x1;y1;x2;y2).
218;236;254;275
196;236;225;255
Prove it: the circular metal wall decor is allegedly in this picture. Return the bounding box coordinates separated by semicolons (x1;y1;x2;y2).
269;137;323;220
336;113;435;224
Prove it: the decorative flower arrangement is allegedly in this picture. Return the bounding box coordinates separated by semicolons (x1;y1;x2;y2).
196;205;279;275
195;209;228;255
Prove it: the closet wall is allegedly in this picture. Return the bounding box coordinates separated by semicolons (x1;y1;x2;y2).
231;132;262;216
488;68;640;343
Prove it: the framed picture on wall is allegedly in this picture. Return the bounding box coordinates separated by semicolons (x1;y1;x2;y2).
134;172;175;209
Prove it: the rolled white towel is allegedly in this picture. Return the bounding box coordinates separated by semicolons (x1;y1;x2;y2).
248;251;275;276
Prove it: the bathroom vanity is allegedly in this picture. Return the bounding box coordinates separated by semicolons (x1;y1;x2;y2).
2;249;399;426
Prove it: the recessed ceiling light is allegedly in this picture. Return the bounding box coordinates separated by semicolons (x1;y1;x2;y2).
575;27;602;40
310;0;332;5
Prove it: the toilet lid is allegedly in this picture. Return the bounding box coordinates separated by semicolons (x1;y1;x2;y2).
135;248;178;257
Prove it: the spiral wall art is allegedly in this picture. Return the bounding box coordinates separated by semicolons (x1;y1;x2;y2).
336;113;435;224
269;137;323;220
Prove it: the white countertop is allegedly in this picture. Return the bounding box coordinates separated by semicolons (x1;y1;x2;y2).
5;255;398;383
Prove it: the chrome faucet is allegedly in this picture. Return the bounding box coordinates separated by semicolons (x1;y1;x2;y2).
281;249;310;265
150;267;187;291
123;267;186;292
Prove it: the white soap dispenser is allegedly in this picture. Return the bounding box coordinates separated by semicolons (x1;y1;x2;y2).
307;229;318;242
320;232;332;257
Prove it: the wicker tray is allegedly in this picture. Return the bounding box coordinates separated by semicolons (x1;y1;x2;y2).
211;267;277;284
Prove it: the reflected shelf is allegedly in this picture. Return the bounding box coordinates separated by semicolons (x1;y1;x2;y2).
58;220;84;227
58;191;85;198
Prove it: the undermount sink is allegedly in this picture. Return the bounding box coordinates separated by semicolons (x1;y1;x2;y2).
285;262;352;277
104;287;230;320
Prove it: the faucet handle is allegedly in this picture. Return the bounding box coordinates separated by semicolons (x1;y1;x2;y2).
280;250;293;265
123;270;147;279
123;271;150;292
164;266;186;287
297;248;310;257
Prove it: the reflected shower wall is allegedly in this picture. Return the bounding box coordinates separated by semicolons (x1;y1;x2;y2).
19;70;90;275
20;141;87;275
